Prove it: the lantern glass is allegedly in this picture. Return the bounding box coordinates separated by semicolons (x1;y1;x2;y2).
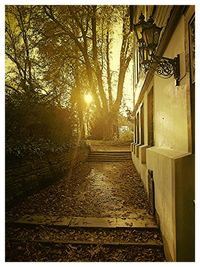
142;26;154;47
133;13;146;42
142;24;162;51
134;23;143;42
153;26;162;46
139;46;152;64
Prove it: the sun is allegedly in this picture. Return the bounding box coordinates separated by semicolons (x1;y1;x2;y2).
84;93;93;105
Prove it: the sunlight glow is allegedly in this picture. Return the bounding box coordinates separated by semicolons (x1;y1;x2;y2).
84;93;93;105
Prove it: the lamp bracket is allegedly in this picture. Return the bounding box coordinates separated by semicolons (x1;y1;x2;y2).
142;54;180;86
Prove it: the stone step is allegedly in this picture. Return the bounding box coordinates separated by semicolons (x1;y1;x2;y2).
88;152;131;156
89;150;130;153
6;238;165;261
87;154;131;157
87;151;131;162
6;215;165;261
87;155;131;158
7;238;163;247
7;223;162;244
90;151;131;155
9;215;158;229
87;159;131;162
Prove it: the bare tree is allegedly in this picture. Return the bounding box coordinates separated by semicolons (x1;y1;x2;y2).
43;5;133;139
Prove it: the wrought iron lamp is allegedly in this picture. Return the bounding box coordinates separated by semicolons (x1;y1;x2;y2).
133;13;180;85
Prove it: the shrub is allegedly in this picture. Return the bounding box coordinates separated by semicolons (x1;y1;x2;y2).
6;92;75;159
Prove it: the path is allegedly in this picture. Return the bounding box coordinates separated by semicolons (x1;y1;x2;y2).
6;161;149;220
6;144;166;261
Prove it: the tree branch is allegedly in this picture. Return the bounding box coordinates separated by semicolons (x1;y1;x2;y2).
5;83;20;93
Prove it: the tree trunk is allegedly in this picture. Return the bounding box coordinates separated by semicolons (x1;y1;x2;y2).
106;28;113;111
91;7;108;113
101;111;118;140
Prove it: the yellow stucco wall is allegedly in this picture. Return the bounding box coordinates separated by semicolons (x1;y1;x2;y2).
175;154;195;261
154;17;189;152
146;147;176;260
146;147;193;260
132;9;195;261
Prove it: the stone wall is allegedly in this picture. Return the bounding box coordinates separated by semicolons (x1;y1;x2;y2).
6;146;90;206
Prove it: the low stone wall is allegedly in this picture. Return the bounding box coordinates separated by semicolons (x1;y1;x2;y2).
6;146;90;206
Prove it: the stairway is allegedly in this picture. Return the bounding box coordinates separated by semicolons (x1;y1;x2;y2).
87;151;131;162
6;149;166;261
6;214;165;261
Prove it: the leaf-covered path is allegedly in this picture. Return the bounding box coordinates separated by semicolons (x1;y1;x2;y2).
7;160;150;220
6;150;166;261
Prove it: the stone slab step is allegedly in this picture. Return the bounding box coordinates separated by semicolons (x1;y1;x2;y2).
88;153;131;155
9;215;158;229
6;238;165;261
88;154;131;157
7;238;163;248
88;152;131;155
87;158;130;162
87;152;131;162
90;150;131;154
88;154;131;156
87;155;131;158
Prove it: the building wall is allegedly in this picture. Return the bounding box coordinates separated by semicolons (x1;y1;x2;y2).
175;153;195;261
146;148;194;261
131;5;195;262
154;17;188;152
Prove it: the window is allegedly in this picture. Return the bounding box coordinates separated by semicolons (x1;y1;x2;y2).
140;104;144;145
189;15;195;84
188;15;195;153
136;112;139;144
148;87;154;146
